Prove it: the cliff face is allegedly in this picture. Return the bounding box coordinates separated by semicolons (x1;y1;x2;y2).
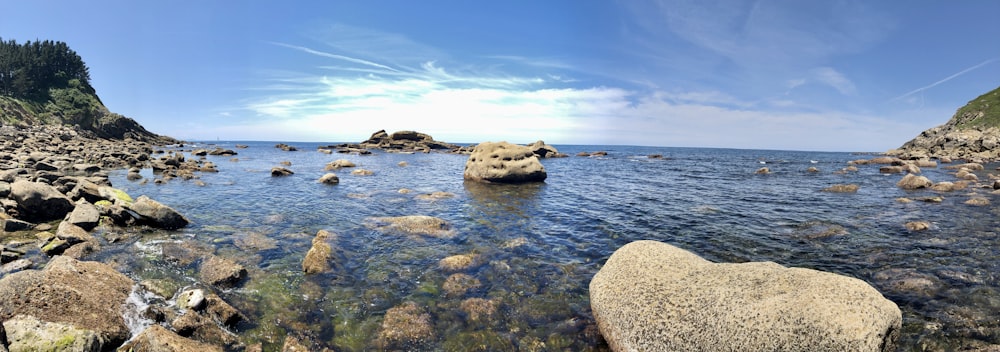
888;86;1000;161
0;93;173;144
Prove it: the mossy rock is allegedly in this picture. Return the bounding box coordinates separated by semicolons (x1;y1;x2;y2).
442;330;514;351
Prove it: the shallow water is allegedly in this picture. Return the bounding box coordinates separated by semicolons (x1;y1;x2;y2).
92;142;1000;350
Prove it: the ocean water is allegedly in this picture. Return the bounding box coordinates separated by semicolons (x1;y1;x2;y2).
97;141;1000;350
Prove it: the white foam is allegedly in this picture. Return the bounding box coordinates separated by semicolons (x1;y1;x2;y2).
121;284;156;340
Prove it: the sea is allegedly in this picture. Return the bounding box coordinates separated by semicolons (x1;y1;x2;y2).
94;141;1000;350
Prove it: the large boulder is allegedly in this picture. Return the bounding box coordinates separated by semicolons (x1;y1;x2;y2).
590;240;901;352
8;180;74;222
0;256;135;349
463;141;547;183
128;195;190;229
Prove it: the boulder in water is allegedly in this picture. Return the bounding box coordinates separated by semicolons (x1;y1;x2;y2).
590;240;901;352
128;195;189;229
463;141;546;183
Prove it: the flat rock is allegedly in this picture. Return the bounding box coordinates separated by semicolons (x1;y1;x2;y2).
365;215;455;239
3;314;101;352
199;256;247;288
590;240;901;352
66;201;100;231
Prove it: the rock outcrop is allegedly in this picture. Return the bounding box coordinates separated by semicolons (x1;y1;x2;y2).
888;85;1000;160
590;240;901;352
0;256;135;349
463;141;547;183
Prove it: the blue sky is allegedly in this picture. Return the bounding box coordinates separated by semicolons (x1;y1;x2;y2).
3;1;999;151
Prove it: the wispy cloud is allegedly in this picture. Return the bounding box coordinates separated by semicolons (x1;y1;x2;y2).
223;22;912;151
632;0;893;68
269;42;401;73
890;58;999;102
811;67;856;95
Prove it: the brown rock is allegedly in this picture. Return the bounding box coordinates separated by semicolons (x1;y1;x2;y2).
365;215;455;239
905;221;931;231
119;325;224;352
896;174;933;190
317;173;340;185
822;184;859;193
0;256;135;347
376;301;434;349
199;256;247;288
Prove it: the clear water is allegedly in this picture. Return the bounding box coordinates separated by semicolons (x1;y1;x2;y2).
94;142;1000;350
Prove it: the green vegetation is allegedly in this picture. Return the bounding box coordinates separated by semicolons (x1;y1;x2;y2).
954;85;1000;129
0;38;166;141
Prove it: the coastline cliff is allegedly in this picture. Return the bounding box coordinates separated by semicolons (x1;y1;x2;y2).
888;85;1000;161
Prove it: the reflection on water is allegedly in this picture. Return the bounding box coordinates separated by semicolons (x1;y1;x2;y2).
79;142;1000;350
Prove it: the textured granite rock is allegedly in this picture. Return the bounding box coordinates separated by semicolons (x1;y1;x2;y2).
590;240;901;352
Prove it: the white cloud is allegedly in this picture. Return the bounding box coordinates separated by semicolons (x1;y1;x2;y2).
811;67;856;95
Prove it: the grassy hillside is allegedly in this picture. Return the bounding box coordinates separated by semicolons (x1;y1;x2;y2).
953;85;1000;129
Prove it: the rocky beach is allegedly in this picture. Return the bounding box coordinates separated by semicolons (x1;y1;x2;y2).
4;119;1000;350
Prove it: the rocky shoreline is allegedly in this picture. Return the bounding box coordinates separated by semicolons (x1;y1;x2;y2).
7;124;996;350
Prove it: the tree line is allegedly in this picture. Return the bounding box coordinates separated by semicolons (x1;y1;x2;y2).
0;38;95;101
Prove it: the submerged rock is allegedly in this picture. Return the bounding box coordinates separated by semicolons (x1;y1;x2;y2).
463;141;547;183
376;301;434;350
590;240;901;352
302;230;342;275
822;184;859;193
366;215;455;239
906;221;931;231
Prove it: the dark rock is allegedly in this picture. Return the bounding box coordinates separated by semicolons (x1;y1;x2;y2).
2;219;34;232
271;167;294;177
8;180;74;222
275;143;298;151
